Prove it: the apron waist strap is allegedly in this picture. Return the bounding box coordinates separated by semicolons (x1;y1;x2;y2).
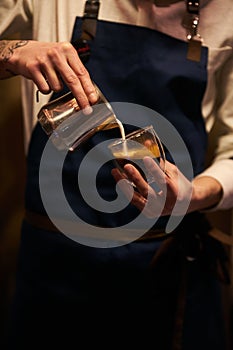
208;227;233;246
24;210;171;242
24;210;233;245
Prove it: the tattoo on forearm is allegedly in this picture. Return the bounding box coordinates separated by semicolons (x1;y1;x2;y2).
0;40;28;62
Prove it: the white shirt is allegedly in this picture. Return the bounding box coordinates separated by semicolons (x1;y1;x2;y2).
1;0;233;210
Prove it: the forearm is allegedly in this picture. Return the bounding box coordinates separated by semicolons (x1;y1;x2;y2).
0;40;28;79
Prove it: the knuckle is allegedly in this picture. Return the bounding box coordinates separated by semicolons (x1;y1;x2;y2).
25;60;39;73
52;83;63;92
60;41;73;52
39;59;48;70
65;73;79;85
46;42;72;60
77;65;88;77
47;48;59;61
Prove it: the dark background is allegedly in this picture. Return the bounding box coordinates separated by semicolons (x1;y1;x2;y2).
0;76;26;347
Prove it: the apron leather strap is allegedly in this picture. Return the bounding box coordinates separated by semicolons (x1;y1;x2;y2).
72;0;100;62
81;0;100;41
184;0;203;62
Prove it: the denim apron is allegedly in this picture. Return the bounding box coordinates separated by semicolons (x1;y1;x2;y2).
8;18;226;350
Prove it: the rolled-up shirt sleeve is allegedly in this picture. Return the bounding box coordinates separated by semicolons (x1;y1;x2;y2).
198;46;233;210
196;159;233;210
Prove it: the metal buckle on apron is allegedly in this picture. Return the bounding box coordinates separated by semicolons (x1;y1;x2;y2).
72;38;91;64
72;0;100;63
183;0;203;62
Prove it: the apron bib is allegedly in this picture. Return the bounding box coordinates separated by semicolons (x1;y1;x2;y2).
25;18;208;227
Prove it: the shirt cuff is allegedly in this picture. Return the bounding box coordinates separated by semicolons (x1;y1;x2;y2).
195;159;233;211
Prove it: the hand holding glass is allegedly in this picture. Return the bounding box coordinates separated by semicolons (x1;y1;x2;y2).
108;125;166;185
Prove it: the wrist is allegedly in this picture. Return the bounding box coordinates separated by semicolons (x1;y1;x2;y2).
190;176;223;212
0;40;28;79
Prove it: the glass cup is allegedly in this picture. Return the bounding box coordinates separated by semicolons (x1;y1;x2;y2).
37;83;118;151
108;125;166;184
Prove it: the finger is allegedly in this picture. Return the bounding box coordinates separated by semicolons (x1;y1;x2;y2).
68;53;98;104
112;168;148;211
32;70;51;94
45;43;91;109
130;191;148;212
111;168;164;217
111;168;135;202
53;43;98;108
57;61;91;109
66;59;96;108
143;157;166;187
123;164;149;198
111;168;127;182
41;63;63;92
